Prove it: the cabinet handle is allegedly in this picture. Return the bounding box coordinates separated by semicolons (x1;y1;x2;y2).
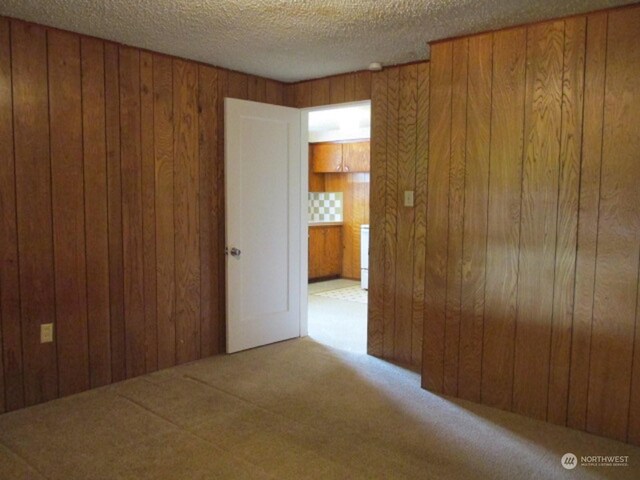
344;165;349;172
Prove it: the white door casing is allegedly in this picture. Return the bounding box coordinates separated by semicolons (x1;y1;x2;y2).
225;98;305;353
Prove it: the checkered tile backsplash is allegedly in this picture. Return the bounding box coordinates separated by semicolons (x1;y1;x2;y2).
308;192;343;222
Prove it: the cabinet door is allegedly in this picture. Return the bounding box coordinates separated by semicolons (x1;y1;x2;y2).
324;226;343;275
343;142;370;172
311;143;343;173
308;228;325;279
309;226;343;280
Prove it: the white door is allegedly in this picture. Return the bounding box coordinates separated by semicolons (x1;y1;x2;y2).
225;98;304;353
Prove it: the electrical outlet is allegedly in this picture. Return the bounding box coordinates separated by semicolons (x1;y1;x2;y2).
40;323;54;343
404;190;414;207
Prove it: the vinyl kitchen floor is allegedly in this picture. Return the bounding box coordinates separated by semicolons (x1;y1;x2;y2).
308;279;367;354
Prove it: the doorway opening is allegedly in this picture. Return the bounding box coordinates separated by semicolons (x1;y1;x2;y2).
304;102;371;354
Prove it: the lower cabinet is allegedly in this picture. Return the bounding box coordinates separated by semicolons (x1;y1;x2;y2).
309;225;342;280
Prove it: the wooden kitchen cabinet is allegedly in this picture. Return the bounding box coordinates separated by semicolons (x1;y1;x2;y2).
343;142;370;172
309;225;342;280
311;143;343;173
311;141;370;173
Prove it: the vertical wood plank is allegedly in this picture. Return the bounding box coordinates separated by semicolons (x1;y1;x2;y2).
411;62;429;367
294;81;311;108
11;21;58;405
48;29;90;396
567;12;607;431
330;75;346;104
0;17;24;411
383;67;400;359
104;43;125;382
444;39;469;395
119;47;146;378
342;171;354;278
481;28;526;410
140;51;158;373
216;68;228;353
198;65;219;357
153;54;176;369
354;71;372;101
265;79;284;106
173;59;200;364
547;16;585;425
587;8;640;441
513;21;564;420
394;64;417;365
247;75;266;103
367;70;387;357
227;70;248;99
423;43;452;392
311;78;331;106
81;37;111;388
459;34;492;402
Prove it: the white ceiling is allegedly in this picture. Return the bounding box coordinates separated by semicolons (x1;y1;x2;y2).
0;0;634;82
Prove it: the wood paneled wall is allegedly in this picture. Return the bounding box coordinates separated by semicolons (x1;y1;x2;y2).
0;17;285;412
421;6;640;445
289;68;430;366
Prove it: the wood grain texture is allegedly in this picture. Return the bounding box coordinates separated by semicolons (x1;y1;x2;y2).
140;51;158;373
215;68;228;354
567;12;607;431
227;70;248;99
480;28;526;411
265;79;284;106
119;47;146;378
458;34;492;402
81;37;111;389
0;15;286;412
311;78;330;106
423;43;452;392
104;42;126;383
411;62;429;367
198;65;219;357
173;59;200;364
0;17;23;411
422;5;640;446
367;70;387;357
394;64;417;365
383;67;400;359
444;39;468;395
48;29;90;396
11;21;59;405
153;54;176;369
513;21;564;420
330;75;346;104
587;7;640;442
547;16;585;426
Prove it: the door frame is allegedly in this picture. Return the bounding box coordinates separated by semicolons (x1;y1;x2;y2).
299;100;372;338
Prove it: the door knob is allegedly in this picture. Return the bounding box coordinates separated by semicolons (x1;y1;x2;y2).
230;247;241;258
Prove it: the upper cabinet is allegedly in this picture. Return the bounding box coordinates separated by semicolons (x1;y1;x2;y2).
311;141;370;173
343;142;370;172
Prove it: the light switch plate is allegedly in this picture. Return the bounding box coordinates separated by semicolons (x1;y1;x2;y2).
40;323;54;343
404;190;414;207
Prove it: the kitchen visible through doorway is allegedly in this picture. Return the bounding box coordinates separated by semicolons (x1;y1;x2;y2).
305;102;371;354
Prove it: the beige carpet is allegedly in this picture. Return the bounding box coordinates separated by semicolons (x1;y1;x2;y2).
308;279;367;354
0;338;639;479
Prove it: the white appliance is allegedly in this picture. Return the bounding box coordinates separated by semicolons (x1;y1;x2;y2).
360;225;369;290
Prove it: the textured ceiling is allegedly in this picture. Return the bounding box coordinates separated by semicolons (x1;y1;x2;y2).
0;0;635;82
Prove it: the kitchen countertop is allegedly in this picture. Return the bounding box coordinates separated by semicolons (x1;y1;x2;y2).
309;222;343;227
